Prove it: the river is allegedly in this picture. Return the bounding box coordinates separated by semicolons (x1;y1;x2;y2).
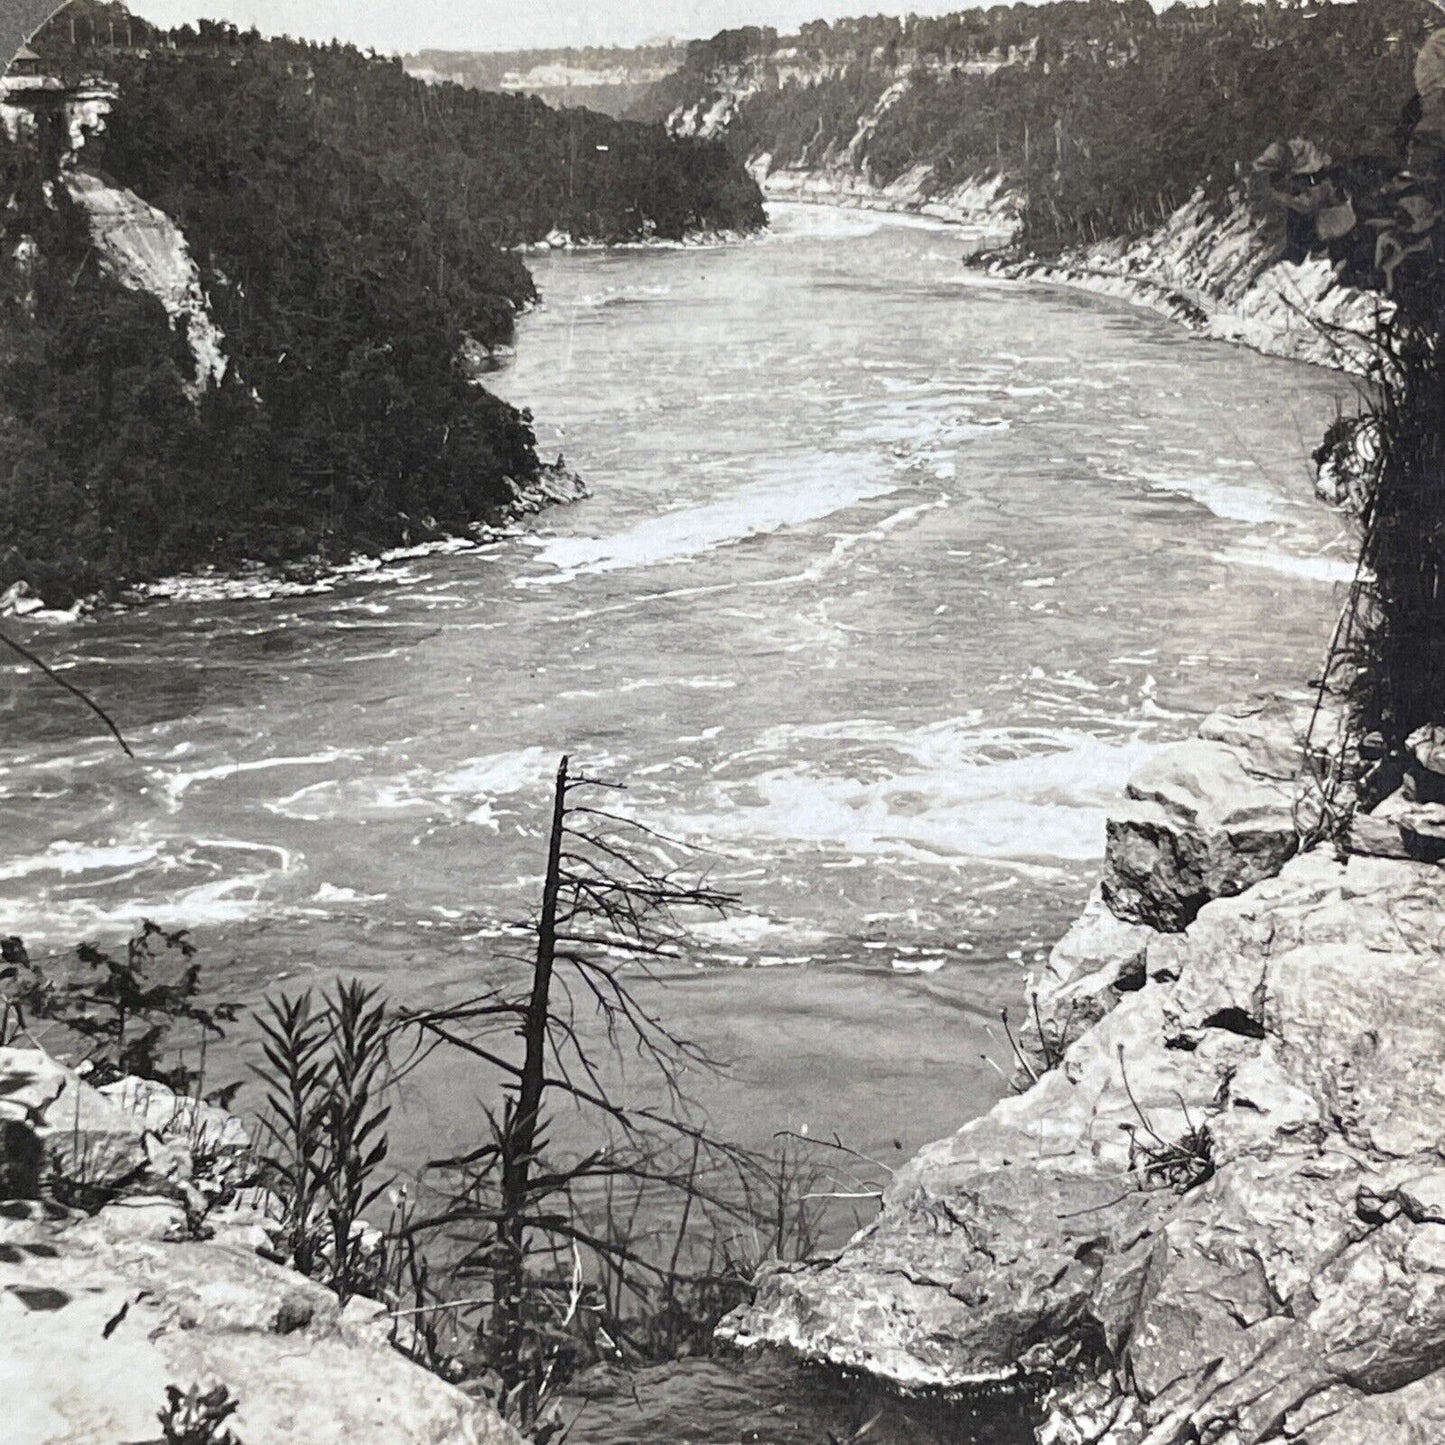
0;201;1357;1440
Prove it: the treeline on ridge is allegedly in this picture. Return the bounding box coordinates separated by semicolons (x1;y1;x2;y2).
637;0;1424;253
0;11;763;604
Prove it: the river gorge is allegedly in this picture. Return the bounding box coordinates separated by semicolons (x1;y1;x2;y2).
0;201;1361;1440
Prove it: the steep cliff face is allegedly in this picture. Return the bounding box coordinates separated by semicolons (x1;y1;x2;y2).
3;60;229;395
759;161;1019;235
727;696;1445;1443
993;191;1384;373
65;168;227;392
652;12;1399;370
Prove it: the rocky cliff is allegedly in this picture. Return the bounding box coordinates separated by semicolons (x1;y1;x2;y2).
759;160;1019;236
664;38;1387;369
725;695;1445;1443
65;168;228;392
988;192;1384;374
758;153;1379;371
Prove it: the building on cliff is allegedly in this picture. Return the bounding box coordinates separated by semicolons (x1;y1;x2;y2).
0;44;115;164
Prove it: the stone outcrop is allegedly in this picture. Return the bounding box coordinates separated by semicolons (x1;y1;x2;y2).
0;1046;187;1191
65;169;228;393
761;159;1379;373
1101;694;1331;932
728;692;1445;1444
727;850;1445;1441
2;1200;523;1445
992;191;1385;373
0;1047;521;1445
759;162;1020;237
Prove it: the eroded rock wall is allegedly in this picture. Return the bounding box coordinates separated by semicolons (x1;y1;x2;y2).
726;694;1445;1444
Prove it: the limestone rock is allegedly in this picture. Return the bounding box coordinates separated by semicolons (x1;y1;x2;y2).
1407;722;1445;788
89;1194;189;1244
0;1047;170;1190
1022;890;1152;1068
1399;801;1445;862
1103;737;1299;931
99;1075;250;1158
0;1207;524;1445
1100;693;1346;932
1347;787;1415;860
730;851;1445;1442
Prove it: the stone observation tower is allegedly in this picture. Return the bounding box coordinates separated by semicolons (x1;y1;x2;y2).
0;41;116;165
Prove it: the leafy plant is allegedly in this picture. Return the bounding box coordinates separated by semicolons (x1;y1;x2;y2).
1117;1045;1214;1196
252;980;393;1297
0;925;237;1094
253;989;333;1280
156;1383;243;1445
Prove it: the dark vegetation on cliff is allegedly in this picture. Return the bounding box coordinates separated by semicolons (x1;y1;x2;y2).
0;8;763;604
642;0;1424;254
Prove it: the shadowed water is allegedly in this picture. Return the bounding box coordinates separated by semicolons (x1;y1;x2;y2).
0;202;1358;1440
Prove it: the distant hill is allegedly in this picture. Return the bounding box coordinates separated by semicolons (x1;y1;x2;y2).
0;18;762;603
634;0;1424;254
404;44;687;119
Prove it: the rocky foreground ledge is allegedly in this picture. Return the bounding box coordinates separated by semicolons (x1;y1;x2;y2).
0;1050;521;1445
724;693;1445;1443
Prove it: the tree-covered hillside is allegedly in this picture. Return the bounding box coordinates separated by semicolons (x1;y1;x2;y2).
0;11;763;604
639;0;1424;253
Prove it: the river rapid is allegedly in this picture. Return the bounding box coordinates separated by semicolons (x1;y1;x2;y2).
1;202;1358;1439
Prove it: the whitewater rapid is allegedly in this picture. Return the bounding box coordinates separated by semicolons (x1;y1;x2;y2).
0;201;1357;1170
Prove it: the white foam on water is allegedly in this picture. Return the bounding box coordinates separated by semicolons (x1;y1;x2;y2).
0;835;299;940
519;455;897;585
764;202;887;240
161;751;357;807
890;955;947;974
571;282;676;310
685;720;1158;864
778;492;951;588
0;840;161;882
268;747;557;829
313;883;388;904
1139;469;1284;525
688;913;827;961
267;777;435;822
1215;548;1357;585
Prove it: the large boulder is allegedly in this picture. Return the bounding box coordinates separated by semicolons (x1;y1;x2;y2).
727;852;1445;1444
0;1047;184;1193
0;1203;524;1445
1101;693;1335;931
1103;737;1300;931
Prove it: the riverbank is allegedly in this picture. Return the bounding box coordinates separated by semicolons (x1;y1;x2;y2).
0;464;589;623
761;165;1382;372
727;688;1445;1442
760;163;1020;236
0;1046;523;1445
986;190;1385;374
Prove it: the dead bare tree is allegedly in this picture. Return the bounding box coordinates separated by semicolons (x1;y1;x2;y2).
399;755;754;1423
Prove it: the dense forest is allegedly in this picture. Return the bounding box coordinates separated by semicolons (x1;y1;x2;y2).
0;6;763;604
636;0;1425;253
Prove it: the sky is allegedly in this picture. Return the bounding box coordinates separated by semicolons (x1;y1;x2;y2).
125;0;997;54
